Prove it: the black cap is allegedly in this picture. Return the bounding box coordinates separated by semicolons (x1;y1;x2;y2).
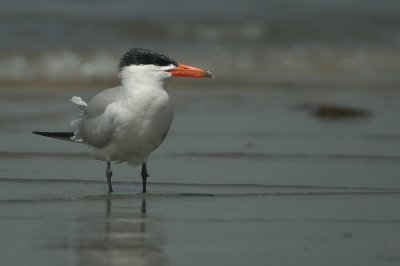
118;48;178;70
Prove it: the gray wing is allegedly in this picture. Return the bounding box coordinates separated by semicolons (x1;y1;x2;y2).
79;86;123;148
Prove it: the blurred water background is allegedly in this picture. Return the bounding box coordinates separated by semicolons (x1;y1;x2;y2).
1;0;400;88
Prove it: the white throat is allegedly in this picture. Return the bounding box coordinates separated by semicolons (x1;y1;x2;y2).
119;64;174;90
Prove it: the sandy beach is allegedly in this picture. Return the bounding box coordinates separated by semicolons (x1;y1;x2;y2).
0;86;399;265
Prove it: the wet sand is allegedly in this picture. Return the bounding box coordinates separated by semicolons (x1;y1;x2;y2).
1;86;400;265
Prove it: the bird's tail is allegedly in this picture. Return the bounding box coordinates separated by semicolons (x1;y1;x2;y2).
32;131;81;143
69;96;87;141
33;96;87;143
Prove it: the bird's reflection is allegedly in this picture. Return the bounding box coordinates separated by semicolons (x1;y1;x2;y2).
140;198;146;239
76;196;165;266
141;198;146;214
104;197;147;242
105;198;112;235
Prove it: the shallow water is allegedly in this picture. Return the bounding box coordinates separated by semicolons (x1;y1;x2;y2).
0;86;400;265
1;0;400;86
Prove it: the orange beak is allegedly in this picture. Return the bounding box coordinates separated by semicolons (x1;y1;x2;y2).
167;63;214;78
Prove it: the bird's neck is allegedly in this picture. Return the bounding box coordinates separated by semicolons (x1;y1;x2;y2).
120;71;166;90
120;72;166;92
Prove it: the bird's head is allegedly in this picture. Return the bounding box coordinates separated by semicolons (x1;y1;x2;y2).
118;48;213;86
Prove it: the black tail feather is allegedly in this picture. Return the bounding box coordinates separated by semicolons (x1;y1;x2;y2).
32;131;76;142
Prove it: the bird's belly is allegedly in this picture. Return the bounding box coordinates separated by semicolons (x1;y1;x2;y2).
102;97;173;164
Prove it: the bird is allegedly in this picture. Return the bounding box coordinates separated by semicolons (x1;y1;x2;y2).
33;48;213;193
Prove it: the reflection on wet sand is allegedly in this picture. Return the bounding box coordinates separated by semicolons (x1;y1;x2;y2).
76;198;165;266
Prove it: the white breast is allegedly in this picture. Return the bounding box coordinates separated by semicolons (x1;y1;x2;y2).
88;87;173;165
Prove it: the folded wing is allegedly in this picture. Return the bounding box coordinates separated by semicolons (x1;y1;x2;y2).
73;87;122;148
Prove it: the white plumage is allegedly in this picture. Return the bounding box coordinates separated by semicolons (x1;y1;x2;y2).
34;48;213;193
72;83;173;165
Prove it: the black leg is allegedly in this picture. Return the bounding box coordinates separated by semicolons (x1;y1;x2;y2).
106;161;113;193
141;163;149;193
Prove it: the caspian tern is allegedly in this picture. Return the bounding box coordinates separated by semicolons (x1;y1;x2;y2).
33;48;213;193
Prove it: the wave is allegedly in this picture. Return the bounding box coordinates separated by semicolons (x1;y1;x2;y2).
2;45;400;88
2;1;400;88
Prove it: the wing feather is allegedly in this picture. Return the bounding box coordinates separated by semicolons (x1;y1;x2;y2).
75;86;123;148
